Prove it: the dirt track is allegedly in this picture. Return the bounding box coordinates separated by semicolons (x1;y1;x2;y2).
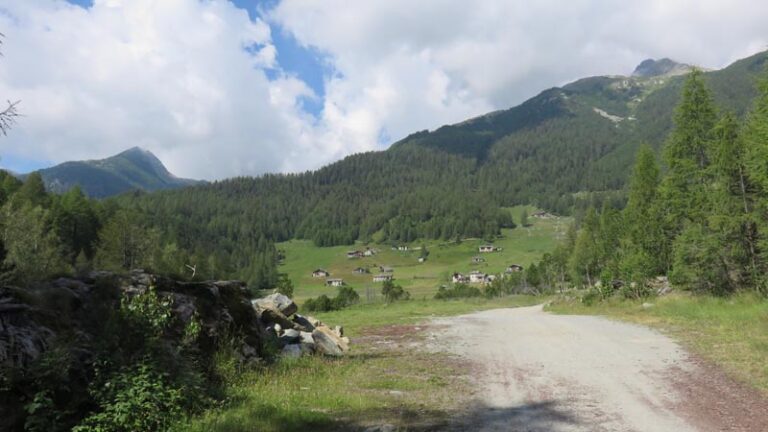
429;305;768;432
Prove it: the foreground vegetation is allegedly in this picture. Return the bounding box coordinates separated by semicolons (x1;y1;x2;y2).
176;296;542;431
548;293;768;393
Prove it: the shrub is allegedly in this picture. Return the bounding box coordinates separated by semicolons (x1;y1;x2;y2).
434;283;482;300
381;280;410;302
303;286;361;312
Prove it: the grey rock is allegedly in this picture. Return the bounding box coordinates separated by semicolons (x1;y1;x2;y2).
252;293;297;317
300;331;315;344
292;314;316;331
363;425;397;432
312;329;344;357
281;344;303;359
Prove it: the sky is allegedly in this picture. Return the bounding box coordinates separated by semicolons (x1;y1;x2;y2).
0;0;766;179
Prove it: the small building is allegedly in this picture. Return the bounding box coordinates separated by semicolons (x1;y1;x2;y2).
312;269;330;278
373;274;393;282
418;257;426;263
363;248;376;257
452;273;469;284
347;250;363;259
505;264;524;273
532;211;556;219
469;270;487;284
478;245;497;253
353;267;370;274
380;266;394;273
326;278;344;287
472;256;485;263
397;245;409;251
485;274;497;284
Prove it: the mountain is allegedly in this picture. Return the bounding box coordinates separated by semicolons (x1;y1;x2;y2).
32;147;202;198
117;50;768;251
631;58;693;77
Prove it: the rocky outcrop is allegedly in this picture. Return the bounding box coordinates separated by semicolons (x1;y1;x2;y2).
0;270;273;431
252;294;350;358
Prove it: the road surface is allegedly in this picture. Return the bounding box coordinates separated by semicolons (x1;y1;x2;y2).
429;305;767;432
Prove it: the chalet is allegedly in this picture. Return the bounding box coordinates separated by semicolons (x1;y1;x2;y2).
478;245;497;253
505;264;524;273
353;267;370;274
379;266;394;273
418;257;426;263
373;274;393;282
472;256;485;263
452;273;469;284
396;245;410;251
326;278;344;287
364;249;375;257
346;250;363;259
312;269;330;278
469;270;487;284
532;211;556;219
485;274;497;284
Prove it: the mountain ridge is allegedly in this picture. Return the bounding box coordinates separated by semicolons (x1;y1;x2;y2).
26;147;202;198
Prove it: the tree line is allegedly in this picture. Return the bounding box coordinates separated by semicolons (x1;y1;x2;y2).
527;70;768;297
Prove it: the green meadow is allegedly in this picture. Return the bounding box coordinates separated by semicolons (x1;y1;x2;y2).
278;206;570;302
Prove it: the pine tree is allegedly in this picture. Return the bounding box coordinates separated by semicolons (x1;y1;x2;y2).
622;145;665;275
743;71;768;293
660;69;717;231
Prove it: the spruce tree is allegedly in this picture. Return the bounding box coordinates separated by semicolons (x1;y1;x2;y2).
622;145;665;275
660;69;717;231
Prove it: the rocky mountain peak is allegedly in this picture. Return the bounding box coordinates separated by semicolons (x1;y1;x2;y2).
632;58;693;78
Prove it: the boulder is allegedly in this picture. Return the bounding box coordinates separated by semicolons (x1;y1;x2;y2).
311;325;349;357
281;344;302;359
299;342;315;355
333;325;344;338
299;331;315;344
278;328;300;345
312;329;344;357
258;308;295;330
292;314;317;331
252;293;297;317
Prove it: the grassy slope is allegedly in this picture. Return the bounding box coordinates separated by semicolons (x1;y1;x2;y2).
547;294;768;393
279;206;569;302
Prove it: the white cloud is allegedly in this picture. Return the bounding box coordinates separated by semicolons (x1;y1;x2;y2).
0;0;766;179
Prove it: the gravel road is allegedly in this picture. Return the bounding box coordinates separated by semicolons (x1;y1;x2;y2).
429;305;767;432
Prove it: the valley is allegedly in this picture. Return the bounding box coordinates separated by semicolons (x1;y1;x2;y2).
279;206;569;301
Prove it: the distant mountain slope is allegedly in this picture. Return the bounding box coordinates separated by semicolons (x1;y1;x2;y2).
116;50;768;249
393;50;768;205
33;147;201;198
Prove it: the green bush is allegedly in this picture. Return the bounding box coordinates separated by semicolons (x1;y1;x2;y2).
381;280;410;303
303;286;360;312
434;283;482;300
73;361;185;432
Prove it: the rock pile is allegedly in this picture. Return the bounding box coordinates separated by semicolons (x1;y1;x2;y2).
252;293;351;358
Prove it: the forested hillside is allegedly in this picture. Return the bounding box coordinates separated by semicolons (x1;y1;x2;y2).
103;51;768;289
4;51;766;290
523;69;768;297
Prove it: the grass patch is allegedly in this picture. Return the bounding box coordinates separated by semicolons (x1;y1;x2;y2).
548;293;768;393
178;296;544;431
278;206;570;302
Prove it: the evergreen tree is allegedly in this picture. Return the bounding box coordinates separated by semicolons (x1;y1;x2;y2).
1;203;66;282
660;69;717;232
622;145;665;275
